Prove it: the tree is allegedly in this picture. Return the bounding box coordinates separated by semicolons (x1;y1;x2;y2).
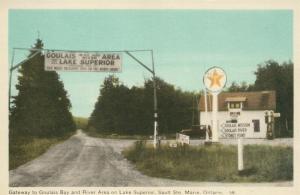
225;60;293;137
89;75;133;134
88;75;195;135
253;60;293;137
227;81;254;92
9;39;75;137
144;78;194;134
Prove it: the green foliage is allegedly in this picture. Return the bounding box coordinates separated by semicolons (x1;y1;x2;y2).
88;75;195;135
123;142;293;182
9;39;76;138
227;81;254;92
253;60;293;137
227;60;293;137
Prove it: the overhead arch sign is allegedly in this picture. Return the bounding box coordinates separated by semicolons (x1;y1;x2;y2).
45;50;122;72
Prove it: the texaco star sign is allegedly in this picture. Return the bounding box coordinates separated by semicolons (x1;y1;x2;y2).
203;66;227;93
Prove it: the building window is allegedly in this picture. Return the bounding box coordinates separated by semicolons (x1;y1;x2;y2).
229;102;241;109
252;119;260;132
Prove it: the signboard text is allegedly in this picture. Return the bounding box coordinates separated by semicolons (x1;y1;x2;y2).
45;51;122;72
220;122;251;139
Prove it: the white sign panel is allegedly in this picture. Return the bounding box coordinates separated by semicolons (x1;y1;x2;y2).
45;51;122;72
203;67;227;93
219;122;252;139
176;133;190;145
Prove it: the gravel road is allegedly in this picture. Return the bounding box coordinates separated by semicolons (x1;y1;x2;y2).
9;130;292;187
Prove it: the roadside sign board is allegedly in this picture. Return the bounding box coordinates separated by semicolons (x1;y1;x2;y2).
203;67;227;93
45;50;122;72
273;113;281;117
176;133;190;145
219;122;252;139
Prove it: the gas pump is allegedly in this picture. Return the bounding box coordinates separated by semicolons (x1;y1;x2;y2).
265;110;280;139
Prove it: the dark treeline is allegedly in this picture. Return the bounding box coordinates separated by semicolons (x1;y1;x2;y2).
89;60;293;137
88;75;197;135
9;39;76;138
227;60;293;137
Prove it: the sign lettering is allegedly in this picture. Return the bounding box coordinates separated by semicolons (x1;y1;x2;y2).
45;51;122;72
220;122;252;139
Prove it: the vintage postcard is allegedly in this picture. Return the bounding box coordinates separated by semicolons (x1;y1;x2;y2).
0;0;299;195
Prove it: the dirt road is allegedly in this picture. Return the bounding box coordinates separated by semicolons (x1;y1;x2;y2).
9;130;292;187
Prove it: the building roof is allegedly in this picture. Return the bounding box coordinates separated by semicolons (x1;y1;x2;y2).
199;91;276;111
225;97;247;102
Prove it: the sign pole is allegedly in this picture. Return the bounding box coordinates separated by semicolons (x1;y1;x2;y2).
11;47;159;148
204;89;209;141
203;66;227;144
9;50;40;111
212;93;219;142
238;138;244;171
8;49;15;111
151;50;158;148
126;50;158;148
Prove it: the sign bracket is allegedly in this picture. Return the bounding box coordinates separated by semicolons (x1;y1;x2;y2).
9;47;159;148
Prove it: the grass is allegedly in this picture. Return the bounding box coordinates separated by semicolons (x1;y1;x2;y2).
9;132;74;170
123;141;293;182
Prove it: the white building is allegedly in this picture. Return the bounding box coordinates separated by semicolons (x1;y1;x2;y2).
199;91;276;139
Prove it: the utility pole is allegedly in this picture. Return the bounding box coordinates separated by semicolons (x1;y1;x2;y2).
151;50;158;148
125;50;158;148
9;50;40;111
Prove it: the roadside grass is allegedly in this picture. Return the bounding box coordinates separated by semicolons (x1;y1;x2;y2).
9;132;74;170
123;141;293;182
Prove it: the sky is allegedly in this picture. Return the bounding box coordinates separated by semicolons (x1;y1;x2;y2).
9;10;293;117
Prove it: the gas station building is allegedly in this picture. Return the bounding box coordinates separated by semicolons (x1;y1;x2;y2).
199;91;277;139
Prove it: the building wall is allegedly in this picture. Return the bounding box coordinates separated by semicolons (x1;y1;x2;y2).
200;110;270;139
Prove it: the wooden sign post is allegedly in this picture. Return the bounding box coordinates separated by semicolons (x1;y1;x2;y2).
238;138;244;171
